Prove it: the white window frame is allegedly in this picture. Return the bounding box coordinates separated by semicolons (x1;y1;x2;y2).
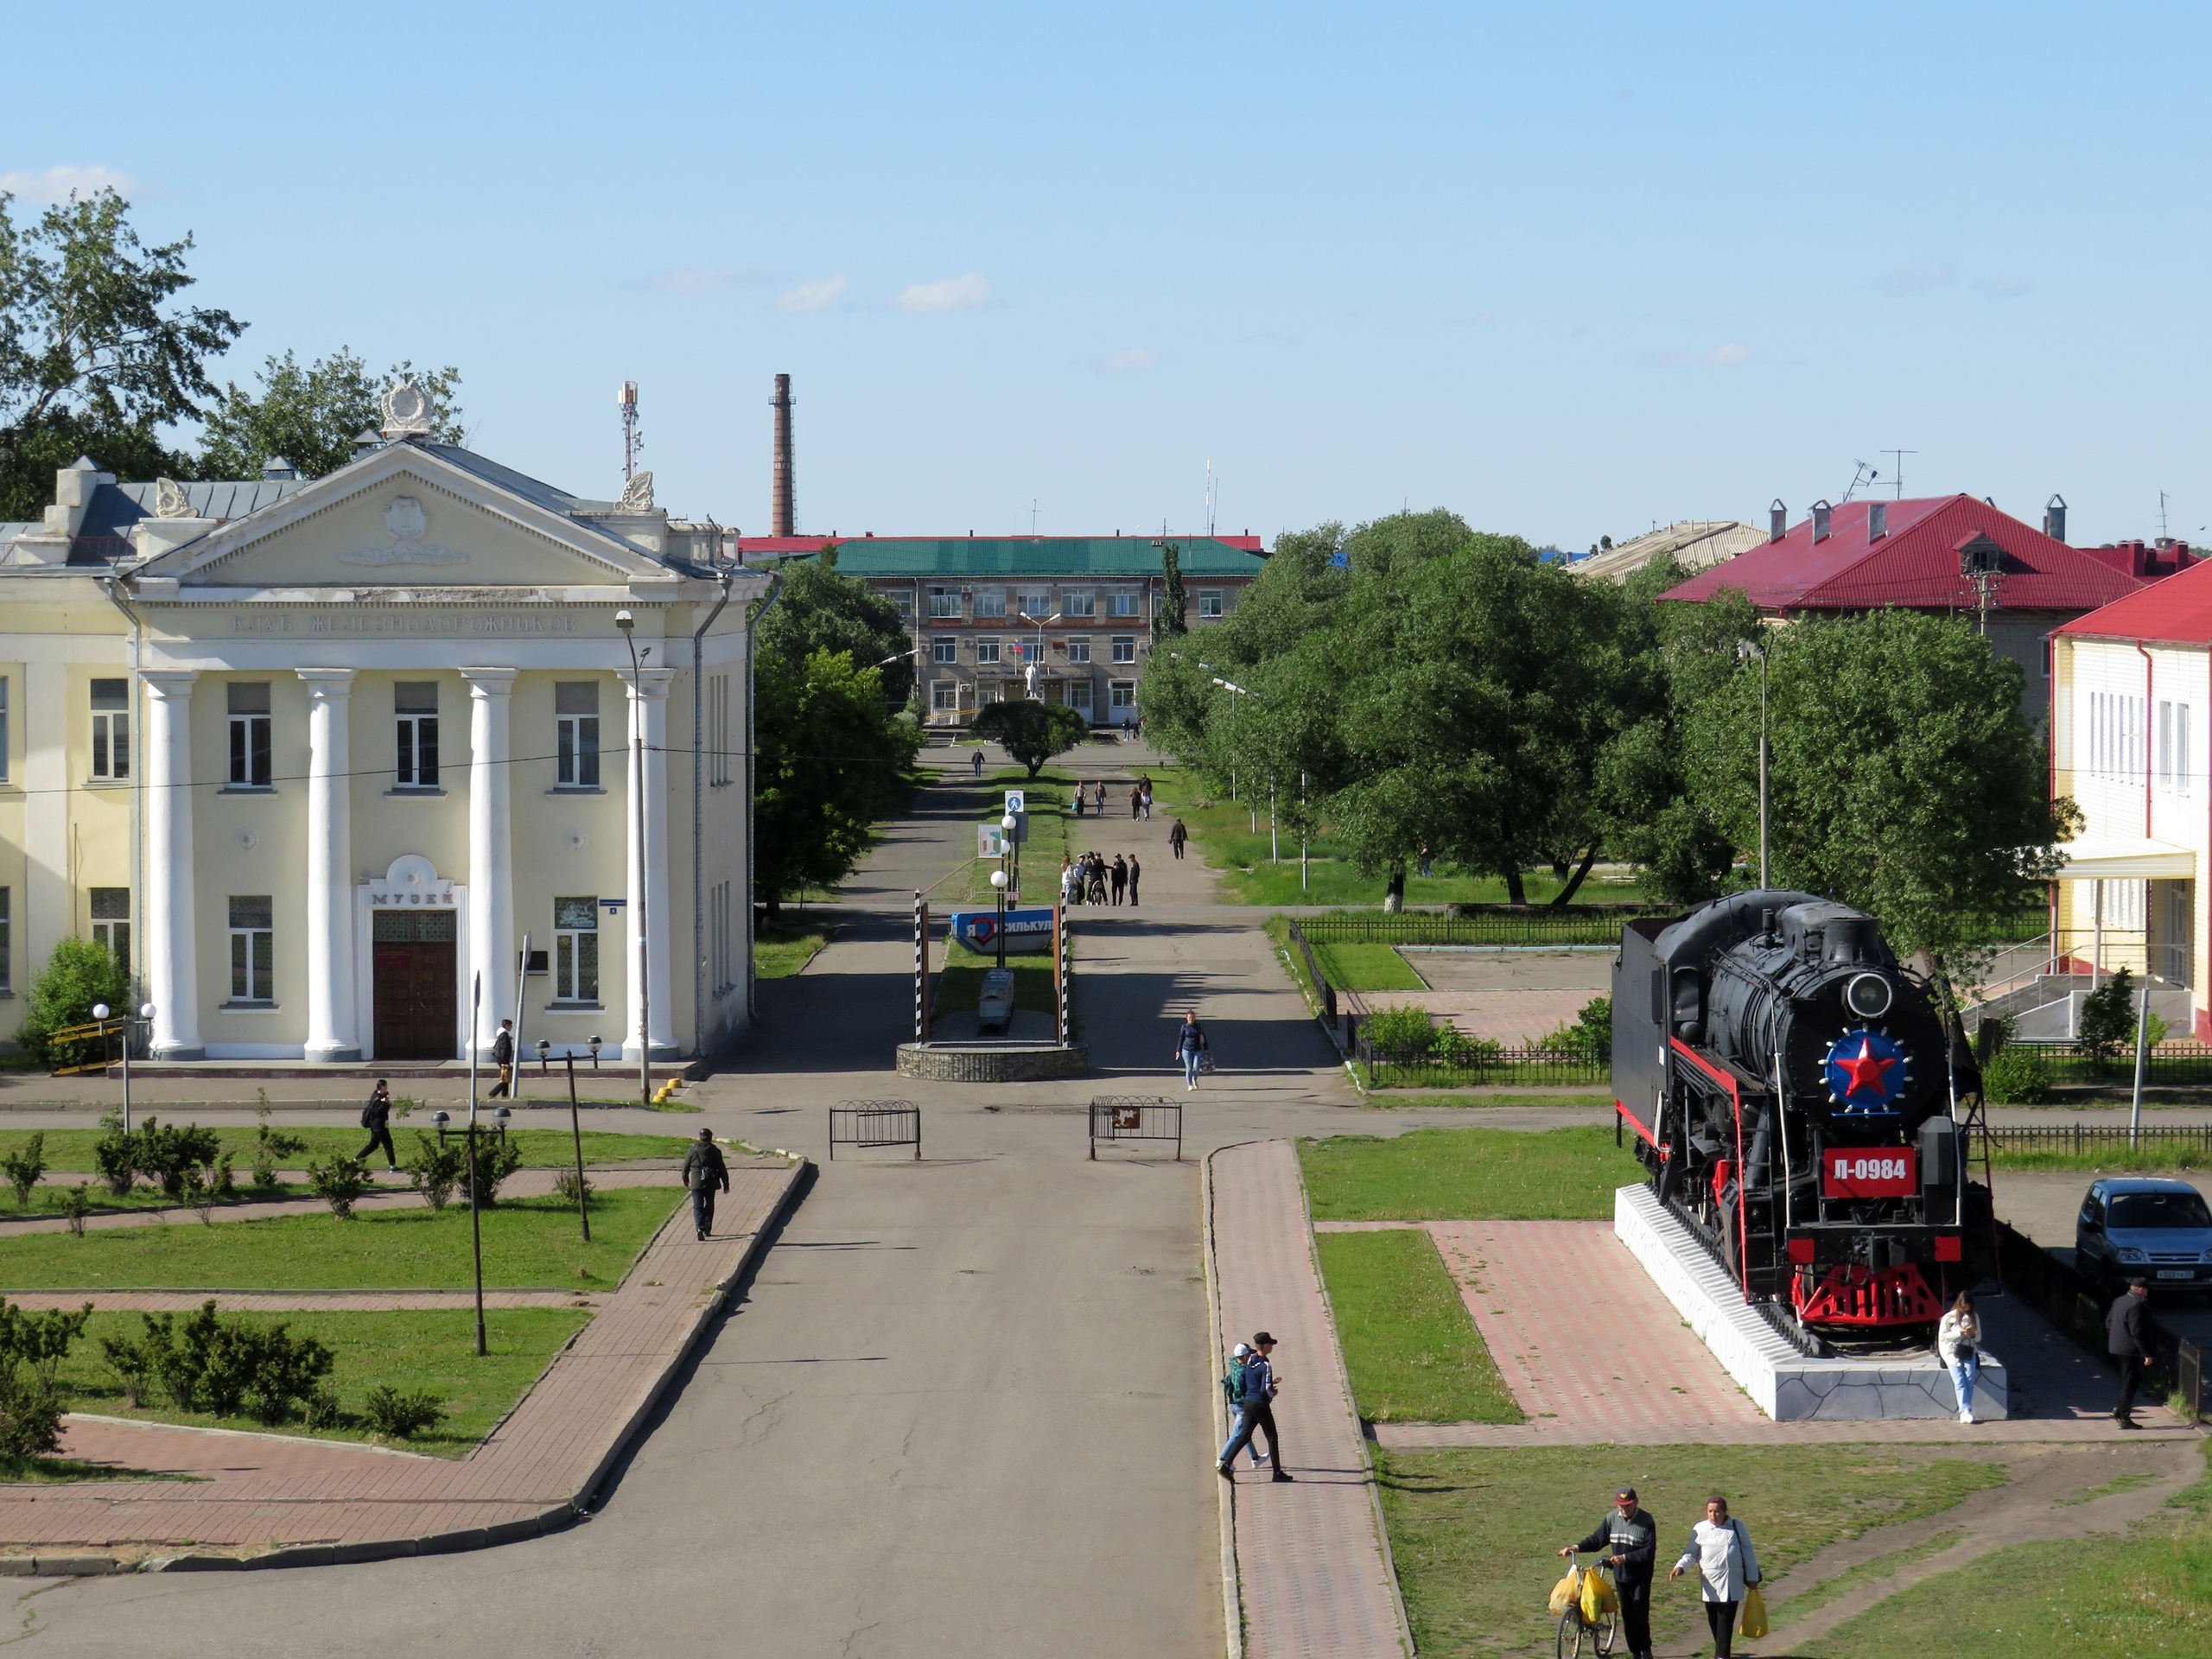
976;639;1001;665
553;896;600;1003
227;895;272;1003
1065;637;1091;664
1109;681;1137;710
395;683;440;788
1198;590;1224;618
927;588;961;619
1068;680;1094;713
90;679;130;781
0;677;11;784
227;683;273;788
1108;589;1140;617
90;887;130;976
931;638;957;664
974;588;1007;619
931;681;959;712
0;886;10;993
1064;589;1095;618
1110;636;1136;664
556;683;601;789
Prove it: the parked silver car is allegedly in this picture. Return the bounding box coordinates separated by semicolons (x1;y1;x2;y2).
2075;1179;2212;1298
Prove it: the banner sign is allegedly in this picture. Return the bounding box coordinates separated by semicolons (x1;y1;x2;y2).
950;907;1056;954
1821;1147;1918;1199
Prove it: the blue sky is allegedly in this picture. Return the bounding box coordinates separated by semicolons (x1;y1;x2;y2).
8;1;2208;550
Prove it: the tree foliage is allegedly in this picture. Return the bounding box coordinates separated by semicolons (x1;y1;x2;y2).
1152;540;1187;642
18;937;130;1068
199;349;463;479
971;699;1089;778
754;647;920;915
756;554;916;708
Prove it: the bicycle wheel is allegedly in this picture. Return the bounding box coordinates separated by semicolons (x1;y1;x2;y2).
1555;1610;1586;1659
1592;1603;1619;1656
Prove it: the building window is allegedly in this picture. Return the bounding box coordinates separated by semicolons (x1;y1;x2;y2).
1109;682;1136;711
1068;680;1093;714
930;681;958;713
709;674;732;786
711;880;734;993
1018;588;1051;617
228;895;272;1002
0;887;10;993
1066;637;1091;664
553;896;599;1002
89;887;130;975
2158;700;2193;795
1109;590;1139;617
976;639;1001;664
90;679;129;780
975;588;1007;619
1064;589;1095;618
927;587;960;618
0;677;10;784
395;682;440;787
228;682;272;787
893;592;914;620
1111;636;1136;664
978;685;1002;706
931;638;957;664
2041;637;2053;679
1198;590;1224;618
556;682;601;788
2090;690;2147;782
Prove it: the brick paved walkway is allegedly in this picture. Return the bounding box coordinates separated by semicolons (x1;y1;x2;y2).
1210;1141;1411;1659
0;1161;802;1564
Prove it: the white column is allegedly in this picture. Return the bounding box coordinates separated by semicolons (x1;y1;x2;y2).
626;667;677;1058
463;668;518;1058
141;670;202;1058
298;669;359;1062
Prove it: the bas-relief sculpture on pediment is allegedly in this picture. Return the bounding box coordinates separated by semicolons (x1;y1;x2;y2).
337;496;467;566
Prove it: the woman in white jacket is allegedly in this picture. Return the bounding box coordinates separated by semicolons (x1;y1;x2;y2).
1670;1497;1760;1659
1937;1291;1980;1423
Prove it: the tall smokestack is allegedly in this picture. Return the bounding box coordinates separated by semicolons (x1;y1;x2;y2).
772;373;794;537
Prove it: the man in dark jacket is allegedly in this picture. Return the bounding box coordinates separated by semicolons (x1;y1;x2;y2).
357;1079;398;1172
488;1020;517;1099
2109;1277;2155;1428
1563;1487;1658;1659
681;1129;729;1241
1217;1332;1293;1482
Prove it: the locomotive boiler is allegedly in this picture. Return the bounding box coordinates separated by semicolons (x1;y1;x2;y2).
1612;890;1991;1341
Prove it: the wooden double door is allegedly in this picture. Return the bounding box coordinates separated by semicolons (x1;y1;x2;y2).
372;910;457;1058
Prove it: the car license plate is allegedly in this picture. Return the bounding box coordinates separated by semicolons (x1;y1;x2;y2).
2158;1269;2194;1281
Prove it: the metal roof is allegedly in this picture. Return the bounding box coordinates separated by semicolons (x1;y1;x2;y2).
2056;552;2212;644
1662;495;2158;614
416;442;619;517
87;479;305;536
743;535;1267;577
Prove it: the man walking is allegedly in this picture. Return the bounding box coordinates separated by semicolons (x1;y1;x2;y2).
1170;818;1188;860
2109;1276;2155;1428
1563;1488;1658;1659
488;1019;517;1098
1217;1332;1293;1481
1128;855;1141;906
358;1079;399;1173
1110;855;1128;905
971;748;984;778
681;1128;729;1241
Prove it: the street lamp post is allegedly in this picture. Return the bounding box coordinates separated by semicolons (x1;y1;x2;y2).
616;610;652;1112
92;1002;148;1134
466;970;486;1357
539;1038;590;1242
1737;639;1770;888
1017;611;1061;703
989;864;1010;969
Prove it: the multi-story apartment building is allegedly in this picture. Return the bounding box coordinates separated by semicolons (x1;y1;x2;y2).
738;535;1268;726
0;384;766;1062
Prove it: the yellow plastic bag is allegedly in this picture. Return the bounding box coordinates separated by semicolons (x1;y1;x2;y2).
1580;1568;1616;1622
1548;1567;1582;1616
1739;1585;1769;1640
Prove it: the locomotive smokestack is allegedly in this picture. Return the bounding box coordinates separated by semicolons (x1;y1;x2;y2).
772;372;795;538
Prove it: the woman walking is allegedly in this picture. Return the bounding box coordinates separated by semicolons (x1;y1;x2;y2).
1093;779;1108;815
1938;1292;1981;1423
1061;856;1080;907
1177;1009;1211;1091
1670;1497;1760;1659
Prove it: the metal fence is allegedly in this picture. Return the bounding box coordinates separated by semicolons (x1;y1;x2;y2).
1993;1217;2202;1422
1985;1123;2212;1158
1284;924;1347;1049
2012;1043;2212;1087
1295;906;1665;948
829;1100;921;1161
1089;1096;1182;1160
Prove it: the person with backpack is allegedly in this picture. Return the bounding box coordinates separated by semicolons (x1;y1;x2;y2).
680;1128;729;1241
1670;1497;1761;1659
1217;1343;1268;1471
1563;1487;1658;1659
1217;1332;1292;1481
358;1079;399;1173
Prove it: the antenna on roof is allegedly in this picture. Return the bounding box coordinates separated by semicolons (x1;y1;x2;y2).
1032;498;1039;534
2159;490;2171;542
619;382;642;483
1205;461;1216;537
1881;448;1916;500
1840;461;1877;503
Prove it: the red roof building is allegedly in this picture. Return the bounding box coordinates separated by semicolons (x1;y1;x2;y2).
1663;495;2192;732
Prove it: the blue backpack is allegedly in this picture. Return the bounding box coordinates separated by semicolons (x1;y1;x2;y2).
1221;1354;1246;1407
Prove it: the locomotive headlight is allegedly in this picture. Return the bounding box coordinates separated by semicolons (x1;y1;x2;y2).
1844;973;1894;1019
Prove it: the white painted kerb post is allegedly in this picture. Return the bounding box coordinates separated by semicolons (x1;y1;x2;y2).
140;670;203;1058
464;668;518;1059
625;666;677;1058
299;669;360;1062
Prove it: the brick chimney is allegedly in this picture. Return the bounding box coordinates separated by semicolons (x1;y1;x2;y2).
772;373;794;538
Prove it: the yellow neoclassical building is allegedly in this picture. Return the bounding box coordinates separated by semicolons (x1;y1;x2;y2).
0;385;768;1063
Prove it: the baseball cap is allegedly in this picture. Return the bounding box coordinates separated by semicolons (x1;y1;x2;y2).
1615;1487;1636;1501
1252;1331;1275;1346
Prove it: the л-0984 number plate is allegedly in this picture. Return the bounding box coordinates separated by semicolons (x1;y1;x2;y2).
1821;1148;1918;1198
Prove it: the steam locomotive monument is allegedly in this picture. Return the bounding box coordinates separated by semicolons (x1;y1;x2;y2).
1611;891;2006;1418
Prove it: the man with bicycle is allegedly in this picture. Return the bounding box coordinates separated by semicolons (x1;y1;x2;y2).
1561;1486;1656;1659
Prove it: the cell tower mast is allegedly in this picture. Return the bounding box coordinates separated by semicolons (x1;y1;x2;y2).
619;381;641;482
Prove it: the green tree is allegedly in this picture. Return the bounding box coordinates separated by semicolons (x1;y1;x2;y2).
1680;606;2074;961
1152;540;1188;643
754;648;921;916
971;700;1089;779
18;938;130;1069
757;555;916;708
0;188;241;518
198;349;463;480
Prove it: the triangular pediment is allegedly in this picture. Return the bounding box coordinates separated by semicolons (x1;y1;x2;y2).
143;444;666;588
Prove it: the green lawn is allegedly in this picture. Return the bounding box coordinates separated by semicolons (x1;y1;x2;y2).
0;1185;683;1290
964;766;1077;905
1376;1445;2011;1658
1360;1093;1617;1110
54;1306;590;1459
937;941;1058;1016
1815;1444;2212;1659
1989;1144;2212;1174
1310;940;1427;992
754;918;830;979
1300;1126;1646;1221
3;1182;320;1218
0;1127;695;1173
1316;1229;1520;1424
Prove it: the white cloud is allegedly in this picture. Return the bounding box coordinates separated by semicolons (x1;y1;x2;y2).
0;164;138;205
652;267;774;296
1104;347;1155;371
896;273;994;313
1705;343;1752;366
1879;263;1953;295
1976;276;2031;298
777;275;847;314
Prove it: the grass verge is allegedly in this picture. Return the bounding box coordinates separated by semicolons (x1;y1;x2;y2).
1987;1145;2212;1173
1358;1092;1616;1110
1311;940;1427;992
0;1128;696;1173
55;1306;591;1459
1300;1126;1646;1221
1316;1229;1520;1424
0;1185;684;1291
1815;1444;2212;1659
754;921;830;980
937;941;1058;1016
1376;1444;2009;1657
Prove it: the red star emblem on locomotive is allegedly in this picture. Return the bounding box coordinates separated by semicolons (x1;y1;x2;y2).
1834;1036;1897;1098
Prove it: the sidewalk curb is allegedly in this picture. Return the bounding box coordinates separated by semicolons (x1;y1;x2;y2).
1201;1145;1245;1659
